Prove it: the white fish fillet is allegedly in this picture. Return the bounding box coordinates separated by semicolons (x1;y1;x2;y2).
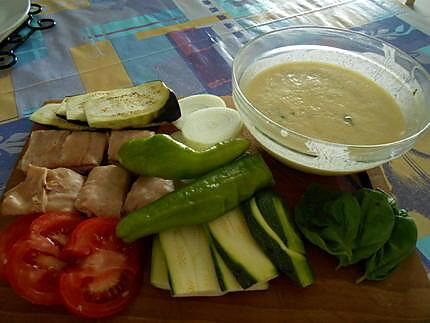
20;130;107;173
75;165;131;217
123;176;174;214
1;165;85;216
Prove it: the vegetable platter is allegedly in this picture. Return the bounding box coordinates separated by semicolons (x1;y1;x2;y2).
0;96;429;323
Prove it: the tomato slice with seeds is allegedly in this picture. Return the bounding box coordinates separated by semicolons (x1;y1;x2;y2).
0;214;40;281
62;217;126;258
59;217;142;318
27;212;83;253
5;212;83;304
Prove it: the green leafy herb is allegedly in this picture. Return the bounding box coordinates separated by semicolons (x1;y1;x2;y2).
295;184;361;265
296;184;417;282
357;213;417;282
344;189;395;266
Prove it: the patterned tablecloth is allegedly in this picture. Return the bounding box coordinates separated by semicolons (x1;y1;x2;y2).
0;0;429;276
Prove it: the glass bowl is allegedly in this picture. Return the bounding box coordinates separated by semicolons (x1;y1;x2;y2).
232;26;430;175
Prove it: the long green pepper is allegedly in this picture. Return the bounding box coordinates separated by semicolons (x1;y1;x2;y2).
118;134;250;179
117;153;274;242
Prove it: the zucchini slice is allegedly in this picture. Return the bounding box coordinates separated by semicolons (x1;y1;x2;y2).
210;243;269;292
242;196;314;287
255;190;306;254
85;80;180;129
150;235;170;290
159;225;223;297
206;208;278;289
30;103;90;130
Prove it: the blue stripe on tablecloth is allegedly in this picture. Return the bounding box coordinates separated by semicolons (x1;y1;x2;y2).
111;34;206;97
0;118;32;195
13;30;48;67
167;27;232;96
352;16;430;63
83;7;187;41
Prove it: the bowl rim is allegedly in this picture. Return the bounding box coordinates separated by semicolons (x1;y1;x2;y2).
232;25;430;149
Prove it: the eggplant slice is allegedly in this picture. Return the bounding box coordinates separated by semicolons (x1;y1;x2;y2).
56;102;67;117
85;80;181;129
30;103;90;130
67;91;109;122
32;81;181;130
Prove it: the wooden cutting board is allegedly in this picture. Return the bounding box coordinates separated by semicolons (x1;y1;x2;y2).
0;97;429;322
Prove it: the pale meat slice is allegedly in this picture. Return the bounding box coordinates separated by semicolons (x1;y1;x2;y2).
19;130;107;173
123;176;174;214
20;130;70;171
45;168;85;212
108;130;154;162
1;165;86;216
60;132;107;172
1;165;48;215
75;165;131;217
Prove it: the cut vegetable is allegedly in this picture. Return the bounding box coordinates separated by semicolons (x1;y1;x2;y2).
159;225;223;297
66;91;109;122
242;197;314;288
206;208;278;289
182;107;243;150
254;190;305;254
175;94;226;129
56;103;67;117
210;243;241;291
170;131;186;145
150;236;170;290
119;134;250;179
117;153;274;242
30;103;90;130
85;81;181;129
210;243;269;292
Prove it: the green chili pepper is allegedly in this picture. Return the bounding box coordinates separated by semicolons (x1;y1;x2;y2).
356;213;417;283
116;153;274;242
118;134;250;179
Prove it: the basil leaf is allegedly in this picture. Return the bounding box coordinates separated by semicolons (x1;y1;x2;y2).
344;189;395;266
295;185;361;265
357;214;417;282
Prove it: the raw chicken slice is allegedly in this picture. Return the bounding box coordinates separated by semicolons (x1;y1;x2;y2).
20;130;70;171
1;165;48;215
1;165;86;216
60;131;107;172
45;168;85;212
123;176;174;214
75;165;131;217
19;130;107;173
108;130;154;162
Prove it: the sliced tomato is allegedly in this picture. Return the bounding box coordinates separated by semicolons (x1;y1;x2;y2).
60;217;142;318
28;212;84;253
5;212;83;305
0;214;40;280
62;217;135;258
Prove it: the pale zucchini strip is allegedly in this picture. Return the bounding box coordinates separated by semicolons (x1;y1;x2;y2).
150;235;170;290
159;225;223;297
